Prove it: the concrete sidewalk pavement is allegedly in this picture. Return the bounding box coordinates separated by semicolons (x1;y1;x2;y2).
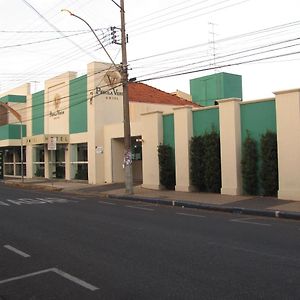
2;178;300;220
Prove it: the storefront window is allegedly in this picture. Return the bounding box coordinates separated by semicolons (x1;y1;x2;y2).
70;143;88;180
33;145;45;177
3;147;27;177
49;145;66;179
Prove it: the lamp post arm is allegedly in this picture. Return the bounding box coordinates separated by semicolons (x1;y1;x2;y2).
61;9;119;71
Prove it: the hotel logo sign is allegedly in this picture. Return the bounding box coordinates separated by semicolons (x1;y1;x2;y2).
95;70;123;100
50;93;65;118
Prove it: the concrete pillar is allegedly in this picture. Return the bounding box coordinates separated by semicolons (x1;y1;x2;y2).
274;89;300;201
65;144;71;180
44;145;50;179
174;106;194;192
141;111;163;190
218;98;242;195
26;145;33;178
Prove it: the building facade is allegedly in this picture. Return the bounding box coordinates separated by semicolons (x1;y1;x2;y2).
0;61;196;184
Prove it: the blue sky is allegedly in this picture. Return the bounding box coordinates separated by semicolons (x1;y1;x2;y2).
1;0;300;100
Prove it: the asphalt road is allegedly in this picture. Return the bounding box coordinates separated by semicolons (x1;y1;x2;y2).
0;183;300;300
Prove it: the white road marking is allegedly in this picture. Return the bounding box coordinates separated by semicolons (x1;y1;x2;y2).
126;205;154;211
0;197;77;207
176;212;206;218
0;268;99;291
98;201;116;206
3;245;31;258
230;217;271;226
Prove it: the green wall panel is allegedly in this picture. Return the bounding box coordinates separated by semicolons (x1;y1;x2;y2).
240;99;277;194
163;114;175;148
193;108;220;136
0;124;26;140
32;90;44;136
69;75;87;134
240;100;276;142
0;95;26;103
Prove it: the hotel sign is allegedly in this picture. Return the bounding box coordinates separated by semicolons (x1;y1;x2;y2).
26;134;69;145
50;93;65;119
95;70;123;100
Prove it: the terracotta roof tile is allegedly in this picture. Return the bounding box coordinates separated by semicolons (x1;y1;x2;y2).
128;82;200;107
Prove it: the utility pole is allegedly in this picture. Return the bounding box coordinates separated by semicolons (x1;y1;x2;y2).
120;0;133;194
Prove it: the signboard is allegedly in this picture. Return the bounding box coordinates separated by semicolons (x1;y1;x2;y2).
0;151;3;180
47;137;57;151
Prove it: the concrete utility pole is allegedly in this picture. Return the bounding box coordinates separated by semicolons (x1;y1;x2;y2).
120;0;133;194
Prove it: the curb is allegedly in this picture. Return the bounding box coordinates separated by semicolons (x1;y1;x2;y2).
107;194;300;221
4;181;63;192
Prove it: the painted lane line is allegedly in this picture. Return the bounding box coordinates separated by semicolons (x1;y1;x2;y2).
52;268;99;291
3;245;31;258
98;201;117;206
176;212;206;218
230;218;271;227
125;205;154;211
0;268;99;291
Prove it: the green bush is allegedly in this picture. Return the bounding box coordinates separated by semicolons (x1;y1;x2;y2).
241;132;258;195
260;131;278;196
190;136;205;190
190;129;221;193
158;144;175;190
203;131;221;193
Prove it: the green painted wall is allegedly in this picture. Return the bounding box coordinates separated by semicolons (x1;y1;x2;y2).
32;91;44;136
190;72;242;106
69;75;87;134
0;124;26;140
0;95;26;103
163;114;175;148
240;100;276;142
193;108;220;136
240;99;277;194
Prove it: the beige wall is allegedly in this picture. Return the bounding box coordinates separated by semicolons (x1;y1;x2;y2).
218;99;242;195
87;62;124;184
275;89;300;201
174;106;194;192
129;102;176;122
44;72;76;135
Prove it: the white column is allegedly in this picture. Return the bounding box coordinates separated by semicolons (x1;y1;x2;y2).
218;98;242;195
44;145;50;179
26;145;33;178
65;144;71;180
174;106;194;192
274;89;300;201
141;111;163;190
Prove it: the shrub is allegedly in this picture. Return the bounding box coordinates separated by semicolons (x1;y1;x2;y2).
190;129;221;193
190;136;205;190
241;132;258;195
203;130;221;193
260;131;278;196
158;144;175;189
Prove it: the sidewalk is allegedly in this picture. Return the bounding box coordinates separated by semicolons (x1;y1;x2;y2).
3;178;300;220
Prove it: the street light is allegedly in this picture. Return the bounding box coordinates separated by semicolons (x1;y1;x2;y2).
0;102;24;183
62;3;133;194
